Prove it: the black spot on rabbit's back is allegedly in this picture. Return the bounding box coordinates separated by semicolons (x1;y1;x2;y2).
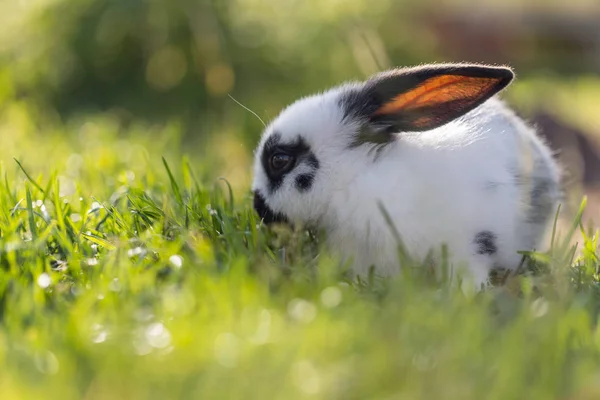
527;178;556;224
474;231;497;255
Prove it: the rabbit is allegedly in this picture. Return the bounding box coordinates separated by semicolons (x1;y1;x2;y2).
251;62;562;290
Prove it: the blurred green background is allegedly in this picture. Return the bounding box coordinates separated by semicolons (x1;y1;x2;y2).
1;0;600;218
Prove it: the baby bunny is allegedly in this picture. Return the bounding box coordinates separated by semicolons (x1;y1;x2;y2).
251;63;561;289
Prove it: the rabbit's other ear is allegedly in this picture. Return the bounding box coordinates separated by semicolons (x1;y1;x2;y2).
361;63;514;132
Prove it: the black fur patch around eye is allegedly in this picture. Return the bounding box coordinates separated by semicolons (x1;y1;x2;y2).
260;132;284;191
262;133;282;153
474;231;497;255
295;173;315;191
260;133;320;193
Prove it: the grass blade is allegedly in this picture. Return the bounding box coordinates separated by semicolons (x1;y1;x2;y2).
14;158;45;195
82;233;116;250
162;157;183;205
25;183;37;241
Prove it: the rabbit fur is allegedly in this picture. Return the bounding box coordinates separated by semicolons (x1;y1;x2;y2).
251;63;561;289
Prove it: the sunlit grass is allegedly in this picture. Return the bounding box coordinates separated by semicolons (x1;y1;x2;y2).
0;107;598;400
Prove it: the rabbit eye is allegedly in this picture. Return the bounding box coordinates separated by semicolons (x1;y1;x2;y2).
269;153;295;173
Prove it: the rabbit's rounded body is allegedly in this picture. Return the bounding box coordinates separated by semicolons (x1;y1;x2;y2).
252;63;561;289
323;98;559;285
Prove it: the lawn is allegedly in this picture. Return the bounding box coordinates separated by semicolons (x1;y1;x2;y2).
0;106;599;400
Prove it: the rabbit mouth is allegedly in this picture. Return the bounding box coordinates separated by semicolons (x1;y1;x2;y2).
253;191;288;225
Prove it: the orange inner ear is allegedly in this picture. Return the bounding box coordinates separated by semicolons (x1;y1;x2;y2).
373;75;500;116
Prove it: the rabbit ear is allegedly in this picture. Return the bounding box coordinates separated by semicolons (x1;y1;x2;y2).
362;63;514;132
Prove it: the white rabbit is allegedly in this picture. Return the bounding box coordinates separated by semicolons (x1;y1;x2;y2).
251;63;561;289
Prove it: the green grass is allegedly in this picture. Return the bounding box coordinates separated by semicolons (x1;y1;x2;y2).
1;117;600;400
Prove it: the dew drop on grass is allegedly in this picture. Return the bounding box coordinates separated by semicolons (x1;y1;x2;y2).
531;298;549;318
128;247;145;258
169;255;183;268
87;258;98;266
93;331;107;343
91;324;108;344
40;204;50;221
37;273;51;289
88;202;102;214
51;260;68;272
206;204;217;216
71;213;81;222
145;322;172;349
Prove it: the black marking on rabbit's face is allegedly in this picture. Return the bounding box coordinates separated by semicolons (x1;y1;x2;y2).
295;173;315;191
294;154;320;191
260;133;320;194
474;231;497;255
253;190;287;224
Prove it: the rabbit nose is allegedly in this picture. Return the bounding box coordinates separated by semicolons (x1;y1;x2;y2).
253;191;288;225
